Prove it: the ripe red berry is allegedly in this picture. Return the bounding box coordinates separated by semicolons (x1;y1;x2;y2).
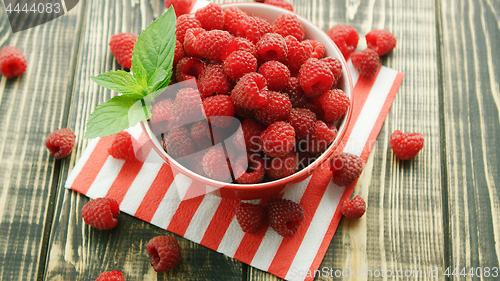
169;87;204;126
223;50;258;81
45;128;76;159
239;16;273;44
254;91;292;126
175;56;205;82
365;29;397;56
81;197;120;230
176;15;202;44
222;37;257;60
0;46;27;78
183;28;205;57
195;2;224;30
260;121;295;157
223;7;248;36
95;270;125;281
233;154;266;184
272;14;304;41
304;39;326;59
165;0;195;17
283;77;307;108
202;147;233;182
256;33;288;63
351;49;380;77
286;108;317;139
320;57;343;86
314;89;350;123
203;94;235;128
109;33;137;69
266;198;304;237
264;0;294;11
341;195;366;219
231;72;268;109
235;202;267;233
173;40;185;66
299;58;334;98
330;152;363;186
146;236;182;272
151;98;174;123
197;63;232;97
162;126;196;159
326;25;359;59
258;60;290;91
108;131;138;162
284;36;313;73
195;29;232;61
266;151;298;179
233;119;264;152
306;120;336;154
389;130;424;160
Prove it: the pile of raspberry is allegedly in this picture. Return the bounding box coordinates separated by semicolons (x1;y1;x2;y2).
149;3;350;184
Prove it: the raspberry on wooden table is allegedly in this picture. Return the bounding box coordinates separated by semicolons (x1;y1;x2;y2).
264;0;294;11
233;154;266;184
330;152;363;186
326;24;359;59
162;126;196;159
108;131;137;162
81;197;120;230
258;60;290;91
197;63;232;97
272;14;304;41
176;15;202;44
45;128;76;159
233;119;264;152
195;2;224;30
164;0;195;17
109;33;137;69
314;89;350;123
223;50;258;81
0;46;27;78
235;202;267;233
146;236;182;272
366;29;397;56
256;33;288;63
231;72;268;109
306;120;336;154
95;270;125;281
389;130;424;160
284;35;313;73
203;94;235;128
266;151;299;179
254;91;292;126
341;195;366;219
299;58;334;98
266;198;304;237
260;121;296;157
222;37;257;60
202;146;233;182
350;49;380;77
286;108;317;139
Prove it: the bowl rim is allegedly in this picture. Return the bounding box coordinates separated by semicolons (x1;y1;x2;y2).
140;2;354;193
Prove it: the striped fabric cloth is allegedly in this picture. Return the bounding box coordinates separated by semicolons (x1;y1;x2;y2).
66;63;403;281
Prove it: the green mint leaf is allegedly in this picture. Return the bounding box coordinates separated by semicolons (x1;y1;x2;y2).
84;94;151;138
90;71;146;97
132;7;176;83
131;54;148;90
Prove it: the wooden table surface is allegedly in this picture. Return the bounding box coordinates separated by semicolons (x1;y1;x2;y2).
1;0;499;280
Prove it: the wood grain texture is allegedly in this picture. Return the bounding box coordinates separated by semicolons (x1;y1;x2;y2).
42;0;242;280
439;0;500;278
0;2;83;280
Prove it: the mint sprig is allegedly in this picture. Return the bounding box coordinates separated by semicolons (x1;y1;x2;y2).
85;7;176;139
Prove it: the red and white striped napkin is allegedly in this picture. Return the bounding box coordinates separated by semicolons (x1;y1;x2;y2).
66;61;403;280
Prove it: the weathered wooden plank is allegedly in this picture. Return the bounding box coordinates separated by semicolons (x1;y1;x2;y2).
247;0;445;280
43;0;243;280
0;2;84;280
439;0;500;278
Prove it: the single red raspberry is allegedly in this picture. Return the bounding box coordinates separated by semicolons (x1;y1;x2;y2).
315;89;350;123
258;60;290;91
146;236;181;272
170;87;204;126
260;121;295;157
307;120;336;154
202;147;233;181
267;151;298;179
183;28;206;57
234;154;265;184
326;25;359;59
203;95;235;128
195;2;224;30
256;33;288;63
273;14;304;41
283;77;307;107
254;91;292;126
175;56;205;82
150;98;173;123
95;270;125;281
284;36;313;73
351;49;380;77
266;198;304;237
195;29;232;61
330;152;363;186
264;0;294;11
389;130;424;160
173;40;185;66
231;72;268;109
233;119;264;152
223;50;258;81
81;197;120;230
197;63;232;97
0;46;27;78
299;58;334;98
320;57;343;86
304;40;326;59
223;7;249;36
341;195;366;219
162;126;196;159
108;131;137;161
239;16;273;44
366;29;397;56
165;0;195;17
45;128;76;159
287;108;316;139
222;37;257;60
109;33;137;69
235;202;267;233
176;15;202;44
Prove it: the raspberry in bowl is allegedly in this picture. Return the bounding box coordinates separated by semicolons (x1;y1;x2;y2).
141;2;353;200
